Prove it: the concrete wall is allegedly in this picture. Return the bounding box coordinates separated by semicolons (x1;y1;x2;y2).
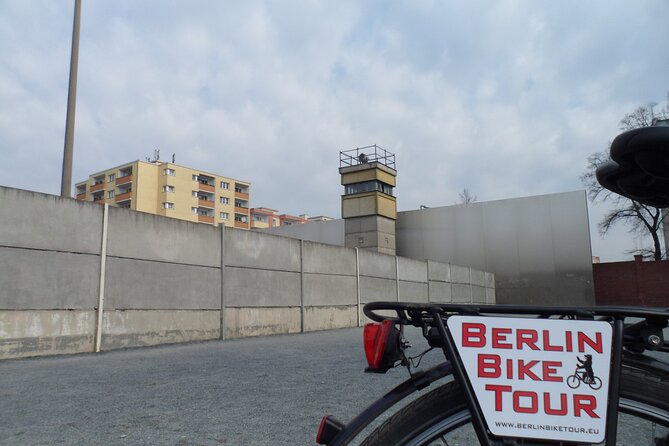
397;191;595;306
261;192;595;307
0;186;494;359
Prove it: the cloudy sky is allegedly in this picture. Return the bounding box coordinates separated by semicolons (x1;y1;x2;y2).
1;0;667;261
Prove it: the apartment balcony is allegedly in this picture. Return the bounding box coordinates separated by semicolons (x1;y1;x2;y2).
234;220;249;229
198;198;214;208
235;206;249;214
90;183;105;193
199;182;215;193
76;193;86;200
235;191;249;200
198;215;214;224
115;192;132;202
116;175;133;186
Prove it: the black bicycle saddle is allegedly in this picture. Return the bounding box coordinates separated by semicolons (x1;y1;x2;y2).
596;121;669;208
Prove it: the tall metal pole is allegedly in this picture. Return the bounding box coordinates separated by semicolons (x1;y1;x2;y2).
60;0;82;197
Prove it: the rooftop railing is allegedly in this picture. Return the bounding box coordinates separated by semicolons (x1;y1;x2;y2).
340;144;396;169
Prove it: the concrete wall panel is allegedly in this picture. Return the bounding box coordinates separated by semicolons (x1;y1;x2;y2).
486;287;496;304
101;310;219;350
303;274;357;306
399;281;428;302
429;282;452;303
0;187;103;254
485;272;495;289
398;257;427;282
302;242;356;275
358;250;396;279
452;284;472;303
360;276;397;303
225;230;300;272
105;257;220;309
224;307;301;339
303;306;357;332
451;265;471;284
470;269;486;287
428;261;451;283
107;207;220;266
0;248;99;309
472;286;487;303
0;310;95;359
224;267;300;307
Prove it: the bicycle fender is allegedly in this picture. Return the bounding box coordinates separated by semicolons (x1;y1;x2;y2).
325;361;453;446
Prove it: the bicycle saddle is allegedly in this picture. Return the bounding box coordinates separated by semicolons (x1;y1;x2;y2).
596;120;669;208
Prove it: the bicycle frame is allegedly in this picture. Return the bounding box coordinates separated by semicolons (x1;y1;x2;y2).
319;302;669;446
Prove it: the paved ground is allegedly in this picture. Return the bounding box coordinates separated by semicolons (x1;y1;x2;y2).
0;326;443;446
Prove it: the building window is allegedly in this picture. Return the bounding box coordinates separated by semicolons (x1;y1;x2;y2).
344;180;394;196
234;215;248;223
164;168;175;176
192;207;198;214
221;181;229;190
107;190;115;199
220;197;230;204
220;212;229;220
163;185;175;193
163;202;174;209
192;174;199;181
108;173;116;182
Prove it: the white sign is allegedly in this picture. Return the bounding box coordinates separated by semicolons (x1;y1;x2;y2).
447;316;612;443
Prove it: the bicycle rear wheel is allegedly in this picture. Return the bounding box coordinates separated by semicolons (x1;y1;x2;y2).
359;366;669;446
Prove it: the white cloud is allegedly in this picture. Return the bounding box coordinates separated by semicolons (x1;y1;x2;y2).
0;0;667;261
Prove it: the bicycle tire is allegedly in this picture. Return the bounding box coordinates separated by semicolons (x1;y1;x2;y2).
590;376;603;390
359;366;669;446
566;374;580;389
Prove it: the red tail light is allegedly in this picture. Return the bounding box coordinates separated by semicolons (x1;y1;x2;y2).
364;320;401;373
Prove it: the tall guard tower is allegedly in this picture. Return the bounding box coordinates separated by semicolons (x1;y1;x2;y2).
339;145;397;255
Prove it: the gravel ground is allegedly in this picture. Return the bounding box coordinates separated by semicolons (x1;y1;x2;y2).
2;327;665;445
0;326;444;446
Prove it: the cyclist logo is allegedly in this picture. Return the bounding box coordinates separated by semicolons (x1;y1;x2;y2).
567;354;602;390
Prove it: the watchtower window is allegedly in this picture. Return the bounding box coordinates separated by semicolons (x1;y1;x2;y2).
344;180;393;196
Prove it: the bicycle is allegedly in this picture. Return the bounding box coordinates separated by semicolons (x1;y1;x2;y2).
316;108;669;446
566;367;603;391
316;302;669;445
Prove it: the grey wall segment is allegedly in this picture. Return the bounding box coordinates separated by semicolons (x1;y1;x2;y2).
397;191;594;306
397;257;427;282
358;250;397;279
106;207;220;267
225;229;300;272
104;257;221;310
0;186;103;254
223;267;301;307
398;281;428;302
0;248;99;310
303;275;357;306
359;277;397;303
0;186;496;359
302;242;356;276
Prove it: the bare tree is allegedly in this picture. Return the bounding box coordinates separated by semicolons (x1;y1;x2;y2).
580;97;668;261
457;189;478;204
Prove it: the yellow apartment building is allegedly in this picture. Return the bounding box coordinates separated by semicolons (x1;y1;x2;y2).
75;160;250;229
